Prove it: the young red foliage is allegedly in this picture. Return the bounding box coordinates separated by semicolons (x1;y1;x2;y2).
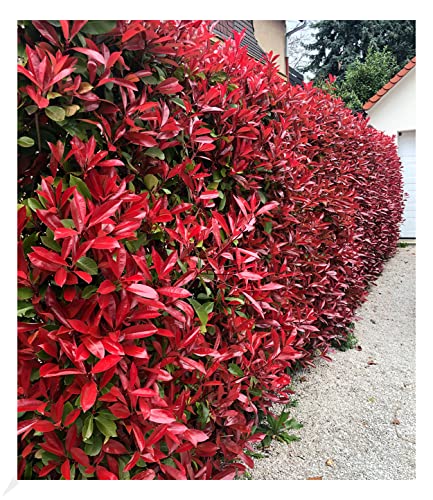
17;20;403;480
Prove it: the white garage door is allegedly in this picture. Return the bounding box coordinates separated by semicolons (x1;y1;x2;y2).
398;130;416;238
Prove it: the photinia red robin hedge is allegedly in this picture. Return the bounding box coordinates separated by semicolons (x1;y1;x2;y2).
17;20;404;480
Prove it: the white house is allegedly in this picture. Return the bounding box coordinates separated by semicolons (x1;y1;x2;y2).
363;57;416;238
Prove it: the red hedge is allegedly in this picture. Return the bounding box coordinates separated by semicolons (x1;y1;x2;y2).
17;20;404;480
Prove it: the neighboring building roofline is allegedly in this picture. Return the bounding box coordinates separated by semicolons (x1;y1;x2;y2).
363;56;416;111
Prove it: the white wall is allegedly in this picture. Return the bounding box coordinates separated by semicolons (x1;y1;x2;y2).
366;67;416;138
253;21;286;75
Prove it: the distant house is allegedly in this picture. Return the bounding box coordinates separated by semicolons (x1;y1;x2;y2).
363;57;416;239
212;20;303;86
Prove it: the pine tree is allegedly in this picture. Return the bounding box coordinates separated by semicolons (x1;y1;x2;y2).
303;20;415;80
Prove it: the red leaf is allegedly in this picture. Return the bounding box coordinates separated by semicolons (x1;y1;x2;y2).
179;356;206;375
131;421;146;451
83;337;105;359
91;355;122;374
38;462;59;478
155;77;183;95
63;408;81;427
92;237;120;250
160;463;187;480
131;469;156;480
70;21;88;41
88;200;122;228
156;286;192;298
102;439;129;455
199;190;220;200
59;20;70;41
126;284;159;300
80;380;98;412
54;227;77;239
98;280;116;295
148;409;176;424
54;267;67;287
129;388;158;398
123;345;148;358
33;420;56;432
123;451;140;472
108;403;130;419
123;324;158;339
238;271;263;281
73;47;106;66
31;246;67;266
183;429;209;447
17;398;47;413
71;447;90;467
60;459;71;480
75;270;93;284
123;132;158;147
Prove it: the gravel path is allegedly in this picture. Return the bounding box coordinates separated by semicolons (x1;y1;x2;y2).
250;246;416;480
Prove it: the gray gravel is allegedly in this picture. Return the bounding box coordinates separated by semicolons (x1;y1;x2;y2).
250;246;416;480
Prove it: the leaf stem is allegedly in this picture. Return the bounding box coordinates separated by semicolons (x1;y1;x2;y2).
35;112;42;151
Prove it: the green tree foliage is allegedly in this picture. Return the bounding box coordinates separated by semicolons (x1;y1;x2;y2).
304;20;415;80
338;45;398;110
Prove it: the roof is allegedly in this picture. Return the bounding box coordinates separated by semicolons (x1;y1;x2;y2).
212;21;265;62
289;67;304;86
212;20;304;86
363;56;416;111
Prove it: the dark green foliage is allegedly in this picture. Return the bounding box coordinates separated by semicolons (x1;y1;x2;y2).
304;20;415;80
315;45;399;110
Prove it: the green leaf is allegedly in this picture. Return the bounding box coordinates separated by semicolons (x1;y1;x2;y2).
30;368;40;382
210;71;227;83
76;257;98;275
60;120;88;140
189;299;212;333
228;363;244;378
40;235;62;252
45;106;66;122
84;434;103;456
70;175;92;199
18;287;33;300
143;174;159;190
22;233;39;255
258;190;267;203
196;402;210;427
24;105;38;115
47;91;62;100
18;136;34;148
225;296;245;305
61;219;75;229
26;198;44;212
64;105;80;117
81;285;97;299
17;301;35;317
144;147;165;160
62;402;74;424
97;409;118;421
264;221;273;234
82;414;94;441
81;20;117;35
117;456;130;480
171;97;186;110
95;415;117;439
141;75;158;85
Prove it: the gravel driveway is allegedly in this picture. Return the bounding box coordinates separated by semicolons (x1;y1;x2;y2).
250;246;416;480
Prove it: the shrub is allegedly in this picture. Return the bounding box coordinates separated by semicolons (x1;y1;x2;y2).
17;20;404;480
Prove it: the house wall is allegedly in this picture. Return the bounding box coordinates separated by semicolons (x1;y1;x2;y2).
253;21;286;75
366;67;416;138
